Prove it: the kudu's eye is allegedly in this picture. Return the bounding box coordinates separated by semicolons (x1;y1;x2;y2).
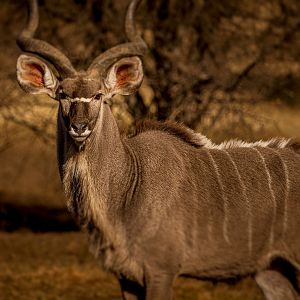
58;90;67;100
94;93;102;100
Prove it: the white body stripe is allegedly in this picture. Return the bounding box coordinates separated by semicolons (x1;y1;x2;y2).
272;149;290;238
224;150;253;255
280;156;290;238
206;149;231;245
252;147;277;246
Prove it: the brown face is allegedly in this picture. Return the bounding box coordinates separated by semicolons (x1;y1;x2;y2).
59;94;102;144
58;76;103;143
16;55;144;145
16;0;147;148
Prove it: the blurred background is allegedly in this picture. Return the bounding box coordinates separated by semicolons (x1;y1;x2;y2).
0;0;299;299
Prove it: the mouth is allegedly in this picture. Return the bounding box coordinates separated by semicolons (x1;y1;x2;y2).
68;129;91;144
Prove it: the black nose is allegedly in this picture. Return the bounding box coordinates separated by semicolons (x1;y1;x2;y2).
71;122;88;135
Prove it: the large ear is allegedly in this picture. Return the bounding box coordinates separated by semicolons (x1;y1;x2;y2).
16;54;59;98
104;56;143;96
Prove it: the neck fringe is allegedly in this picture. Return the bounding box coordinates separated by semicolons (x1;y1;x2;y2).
130;119;299;151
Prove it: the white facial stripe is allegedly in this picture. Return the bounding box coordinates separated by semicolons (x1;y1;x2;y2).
66;77;95;82
70;97;94;103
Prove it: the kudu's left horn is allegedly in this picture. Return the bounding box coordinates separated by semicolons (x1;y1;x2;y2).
17;0;77;78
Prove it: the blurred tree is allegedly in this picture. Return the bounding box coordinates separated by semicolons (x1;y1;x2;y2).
0;0;300;144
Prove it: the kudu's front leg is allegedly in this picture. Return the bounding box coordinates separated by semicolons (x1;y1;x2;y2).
119;276;145;300
144;271;175;300
255;270;300;300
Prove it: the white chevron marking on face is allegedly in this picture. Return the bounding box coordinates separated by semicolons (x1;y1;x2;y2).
70;97;93;103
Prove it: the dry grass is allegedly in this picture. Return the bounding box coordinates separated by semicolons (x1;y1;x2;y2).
0;232;120;300
0;232;264;300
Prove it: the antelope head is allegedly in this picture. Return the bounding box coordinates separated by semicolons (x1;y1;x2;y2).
16;0;147;147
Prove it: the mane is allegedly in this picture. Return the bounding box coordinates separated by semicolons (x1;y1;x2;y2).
206;137;294;150
130;119;298;152
287;141;300;154
130;120;208;148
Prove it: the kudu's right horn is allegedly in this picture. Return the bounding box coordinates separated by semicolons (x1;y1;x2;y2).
87;0;148;77
17;0;77;78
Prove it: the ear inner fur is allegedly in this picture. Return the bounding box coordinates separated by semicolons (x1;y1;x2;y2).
104;56;143;96
22;62;45;87
116;64;136;87
16;54;58;97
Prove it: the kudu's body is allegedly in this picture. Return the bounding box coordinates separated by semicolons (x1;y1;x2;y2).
16;1;300;299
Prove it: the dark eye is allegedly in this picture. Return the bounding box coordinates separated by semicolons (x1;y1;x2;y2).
94;93;102;100
58;90;67;100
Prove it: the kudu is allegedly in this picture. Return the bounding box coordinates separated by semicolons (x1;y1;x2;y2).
16;0;300;299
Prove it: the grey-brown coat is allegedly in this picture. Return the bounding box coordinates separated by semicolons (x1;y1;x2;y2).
16;1;300;299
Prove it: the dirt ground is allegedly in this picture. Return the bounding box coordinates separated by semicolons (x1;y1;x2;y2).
0;232;263;300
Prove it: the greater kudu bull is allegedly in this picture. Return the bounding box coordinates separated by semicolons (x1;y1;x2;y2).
16;0;300;299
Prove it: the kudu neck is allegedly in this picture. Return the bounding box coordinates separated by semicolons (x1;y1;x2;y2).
64;101;133;204
79;102;128;178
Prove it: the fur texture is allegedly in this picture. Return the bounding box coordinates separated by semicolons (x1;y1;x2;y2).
58;109;300;299
132;119;295;151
